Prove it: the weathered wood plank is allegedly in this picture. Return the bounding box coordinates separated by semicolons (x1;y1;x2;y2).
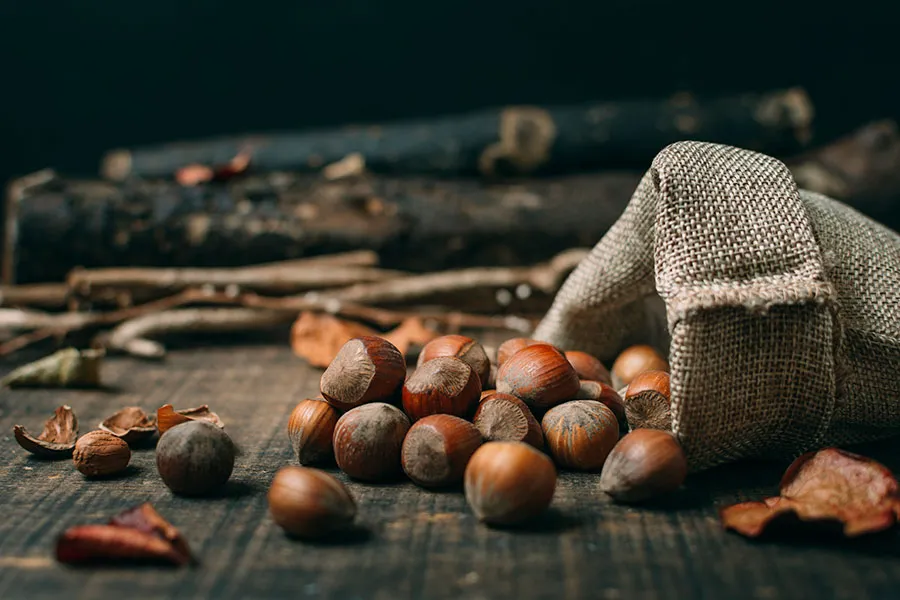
0;343;897;600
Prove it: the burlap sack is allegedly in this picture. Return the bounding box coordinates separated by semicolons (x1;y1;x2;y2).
534;141;900;471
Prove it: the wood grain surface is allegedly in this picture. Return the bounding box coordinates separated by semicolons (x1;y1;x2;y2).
0;342;898;600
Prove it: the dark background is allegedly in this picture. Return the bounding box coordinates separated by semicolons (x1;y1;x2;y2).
1;1;897;186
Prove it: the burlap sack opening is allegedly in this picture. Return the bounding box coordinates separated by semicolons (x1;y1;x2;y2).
534;141;900;471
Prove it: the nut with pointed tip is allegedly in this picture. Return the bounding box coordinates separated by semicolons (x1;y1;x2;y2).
268;466;357;538
288;399;340;465
495;337;541;367
402;356;481;421
624;371;671;431
464;441;556;526
401;415;482;488
417;335;491;389
73;430;131;477
541;401;619;470
574;380;628;432
320;336;406;411
599;429;687;503
611;345;669;388
564;351;612;385
496;344;580;410
332;403;410;481
473;392;543;449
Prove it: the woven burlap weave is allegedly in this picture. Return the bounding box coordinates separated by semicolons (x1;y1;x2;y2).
534;141;900;470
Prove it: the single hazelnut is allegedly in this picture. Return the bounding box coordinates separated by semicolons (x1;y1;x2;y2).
599;428;687;503
464;441;556;526
624;371;671;431
473;392;543;449
495;337;540;367
402;356;481;421
156;420;235;496
495;344;580;410
333;402;410;481
287;398;340;465
268;466;357;538
541;401;619;470
417;335;491;389
73;430;131;477
611;344;669;388
564;351;612;385
320;336;406;411
401;415;482;488
574;380;628;432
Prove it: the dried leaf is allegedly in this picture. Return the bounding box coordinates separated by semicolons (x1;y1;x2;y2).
290;312;378;368
56;503;192;566
13;405;79;458
323;152;366;181
175;164;214;186
382;317;440;357
1;348;103;389
109;503;193;564
157;404;224;434
99;407;157;445
721;448;900;538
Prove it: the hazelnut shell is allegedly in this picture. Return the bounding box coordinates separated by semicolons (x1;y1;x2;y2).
599;429;687;503
541;400;619;471
401;414;482;488
417;335;491;389
268;466;357;538
495;344;580;409
320;336;406;411
332;402;410;481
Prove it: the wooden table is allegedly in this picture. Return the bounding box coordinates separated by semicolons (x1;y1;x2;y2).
0;343;898;599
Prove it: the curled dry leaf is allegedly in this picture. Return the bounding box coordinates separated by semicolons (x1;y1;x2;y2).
1;347;103;389
721;448;900;538
290;312;378;368
99;407;157;445
13;405;79;458
56;502;193;566
156;404;224;435
382;317;440;357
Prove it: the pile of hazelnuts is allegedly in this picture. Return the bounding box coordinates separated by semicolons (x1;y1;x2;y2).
268;335;687;539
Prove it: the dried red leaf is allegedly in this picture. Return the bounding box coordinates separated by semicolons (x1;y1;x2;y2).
721;448;900;538
382;317;440;357
290;312;378;368
99;406;156;445
213;150;252;180
56;503;193;566
109;503;193;563
156;404;224;434
13;405;79;458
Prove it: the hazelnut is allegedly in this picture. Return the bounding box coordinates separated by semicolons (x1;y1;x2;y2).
464;441;556;526
495;337;540;367
268;466;357;538
156;420;235;496
541;401;619;470
320;336;406;411
333;402;410;481
564;351;612;386
402;356;481;422
287;398;340;465
599;429;687;503
495;344;580;410
73;430;131;477
574;380;628;432
417;335;491;389
624;371;671;431
473;392;543;449
401;415;482;488
611;344;668;388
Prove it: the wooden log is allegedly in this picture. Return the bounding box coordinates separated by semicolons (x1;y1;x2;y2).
8;120;899;285
101;89;814;180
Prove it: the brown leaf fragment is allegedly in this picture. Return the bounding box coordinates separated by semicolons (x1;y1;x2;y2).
156;404;224;434
99;407;157;445
382;317;440;357
13;405;79;458
290;311;378;368
109;503;193;564
721;448;900;538
1;348;103;389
